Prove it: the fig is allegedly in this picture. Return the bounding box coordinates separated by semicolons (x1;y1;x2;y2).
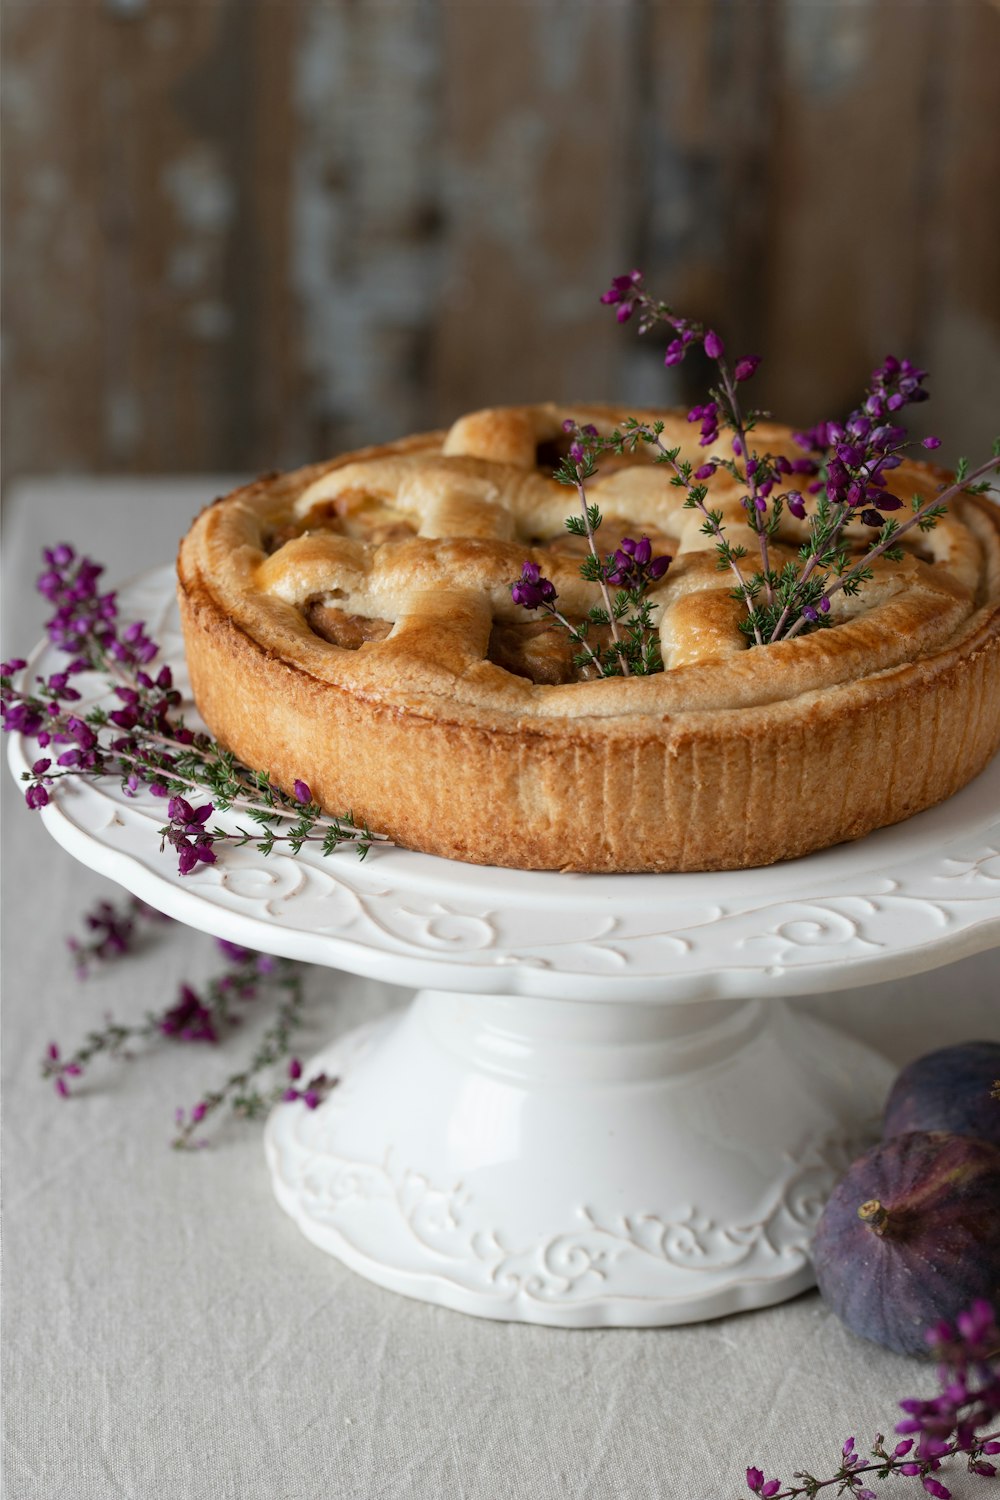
812;1131;1000;1355
882;1040;1000;1147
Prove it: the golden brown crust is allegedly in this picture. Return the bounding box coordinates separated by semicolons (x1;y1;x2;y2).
177;404;1000;872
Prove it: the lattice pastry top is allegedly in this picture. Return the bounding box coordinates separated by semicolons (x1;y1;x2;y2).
177;404;1000;872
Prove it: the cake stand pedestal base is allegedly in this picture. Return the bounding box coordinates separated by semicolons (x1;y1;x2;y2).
264;989;892;1327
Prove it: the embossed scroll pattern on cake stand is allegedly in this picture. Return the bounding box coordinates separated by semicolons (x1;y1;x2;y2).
10;567;1000;1325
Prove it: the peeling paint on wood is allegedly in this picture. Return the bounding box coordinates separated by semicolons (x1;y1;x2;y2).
2;0;998;487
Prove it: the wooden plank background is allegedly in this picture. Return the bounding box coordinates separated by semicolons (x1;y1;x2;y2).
3;0;998;487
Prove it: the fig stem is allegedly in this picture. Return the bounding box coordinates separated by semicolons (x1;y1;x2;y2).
858;1198;890;1235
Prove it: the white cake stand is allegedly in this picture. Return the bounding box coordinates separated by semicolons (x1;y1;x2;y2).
9;568;1000;1326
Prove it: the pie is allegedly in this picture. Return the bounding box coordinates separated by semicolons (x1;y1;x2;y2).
177;404;1000;872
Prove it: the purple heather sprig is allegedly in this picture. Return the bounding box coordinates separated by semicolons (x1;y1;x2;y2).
508;419;672;678
1;545;389;871
66;894;171;979
42;925;327;1147
743;1301;1000;1499
599;270;1000;648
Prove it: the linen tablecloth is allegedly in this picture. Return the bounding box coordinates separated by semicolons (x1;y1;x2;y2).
3;477;998;1500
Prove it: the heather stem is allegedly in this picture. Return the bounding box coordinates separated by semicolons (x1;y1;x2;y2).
646;429;764;647
720;366;774;609
574;473;631;676
542;601;604;679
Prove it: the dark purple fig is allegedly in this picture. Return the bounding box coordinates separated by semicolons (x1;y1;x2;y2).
883;1041;1000;1147
812;1131;1000;1355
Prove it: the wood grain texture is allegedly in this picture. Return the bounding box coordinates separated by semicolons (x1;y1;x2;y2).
3;0;998;487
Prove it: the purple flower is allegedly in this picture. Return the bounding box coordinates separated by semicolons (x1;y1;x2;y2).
746;1468;764;1493
159;984;218;1043
511;561;557;611
923;435;942;450
288;1058;302;1081
921;1480;950;1499
1;658;27;676
734;355;761;383
786;492;807;520
25;783;50;810
162;797;217;875
44;1042;83;1096
703;329;724;360
2;701;45;736
176;842;216;876
293;780;312;805
687;401;720;447
599;270;643;313
605;536;671;591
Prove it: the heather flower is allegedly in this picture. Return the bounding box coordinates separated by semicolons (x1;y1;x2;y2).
282;1070;337;1110
511;561;557;610
42;1043;83;1097
599;269;643;323
3;700;45;736
688;401;721;447
161;797;217;875
216;938;253;963
703;329;724;360
734;355;761;382
606;536;671;591
159;985;218;1043
293;780;312;804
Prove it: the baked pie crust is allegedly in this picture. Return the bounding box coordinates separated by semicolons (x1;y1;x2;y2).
177;405;1000;872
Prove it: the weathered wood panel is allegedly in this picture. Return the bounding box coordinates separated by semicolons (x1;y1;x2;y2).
2;0;998;487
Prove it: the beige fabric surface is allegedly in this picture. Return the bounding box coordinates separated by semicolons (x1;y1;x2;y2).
3;479;999;1500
